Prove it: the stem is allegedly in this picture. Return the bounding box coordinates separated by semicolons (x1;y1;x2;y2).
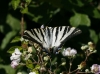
31;56;37;63
20;14;24;36
68;58;73;74
77;72;93;74
69;62;72;73
49;57;52;71
69;69;78;74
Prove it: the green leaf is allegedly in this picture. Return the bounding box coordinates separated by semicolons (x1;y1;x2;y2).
26;0;32;4
7;46;23;54
26;59;34;69
0;25;4;33
35;65;40;69
89;29;98;44
87;0;93;2
6;14;21;31
20;7;28;14
0;64;16;74
1;31;17;50
93;8;100;18
76;0;84;7
51;57;57;65
11;36;21;43
32;46;36;54
70;13;91;27
11;0;20;10
70;0;84;7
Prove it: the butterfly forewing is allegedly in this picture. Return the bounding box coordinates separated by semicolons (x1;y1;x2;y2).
23;26;81;53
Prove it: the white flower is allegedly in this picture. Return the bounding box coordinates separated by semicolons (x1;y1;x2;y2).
14;48;22;55
62;47;77;57
91;64;100;74
29;72;36;74
70;49;77;56
10;48;22;62
11;60;19;69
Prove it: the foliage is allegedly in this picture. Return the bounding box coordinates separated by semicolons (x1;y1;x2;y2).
0;0;100;74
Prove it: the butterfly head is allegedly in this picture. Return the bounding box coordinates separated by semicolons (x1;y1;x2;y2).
42;47;61;55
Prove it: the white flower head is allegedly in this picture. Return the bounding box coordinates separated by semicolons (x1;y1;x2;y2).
91;64;100;74
10;48;22;62
14;48;22;55
62;47;77;57
62;47;71;56
11;60;19;69
70;49;77;56
29;72;36;74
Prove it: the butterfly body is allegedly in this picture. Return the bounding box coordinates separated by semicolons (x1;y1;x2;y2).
23;26;81;54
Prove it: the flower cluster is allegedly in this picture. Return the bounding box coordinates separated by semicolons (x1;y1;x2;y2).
81;41;96;53
8;36;98;74
10;48;22;68
62;47;77;57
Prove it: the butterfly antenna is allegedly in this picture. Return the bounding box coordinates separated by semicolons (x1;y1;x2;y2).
46;18;53;26
45;13;56;26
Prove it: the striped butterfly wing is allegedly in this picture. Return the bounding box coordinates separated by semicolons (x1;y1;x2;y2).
23;26;81;53
51;26;81;53
23;27;54;52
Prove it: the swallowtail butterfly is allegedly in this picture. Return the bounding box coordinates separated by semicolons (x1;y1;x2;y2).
23;26;81;54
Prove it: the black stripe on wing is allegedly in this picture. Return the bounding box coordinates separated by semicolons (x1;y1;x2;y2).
60;26;82;46
23;28;45;47
52;26;81;47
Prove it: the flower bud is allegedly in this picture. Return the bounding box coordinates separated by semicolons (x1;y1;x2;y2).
39;66;46;72
61;62;66;66
43;56;49;61
81;45;88;50
85;69;89;73
88;41;93;46
28;47;33;53
77;61;86;70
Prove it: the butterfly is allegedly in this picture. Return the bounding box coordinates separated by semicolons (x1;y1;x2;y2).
23;26;81;54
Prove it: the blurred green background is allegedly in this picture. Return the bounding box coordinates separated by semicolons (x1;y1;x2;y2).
0;0;100;74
